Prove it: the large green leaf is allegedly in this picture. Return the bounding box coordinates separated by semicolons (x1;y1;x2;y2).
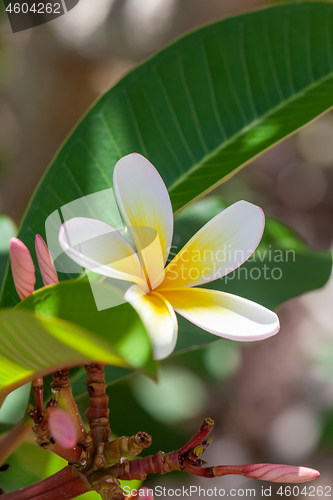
0;283;154;402
171;197;333;352
2;2;333;307
15;280;154;374
0;310;124;404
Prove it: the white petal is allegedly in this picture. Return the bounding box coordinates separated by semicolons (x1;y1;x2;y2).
160;287;279;341
113;153;173;289
125;285;178;360
159;201;264;289
59;217;147;290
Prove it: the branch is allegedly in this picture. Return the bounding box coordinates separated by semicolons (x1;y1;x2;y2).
90;450;181;484
85;364;111;445
0;466;91;500
52;369;87;443
104;432;152;464
32;378;44;415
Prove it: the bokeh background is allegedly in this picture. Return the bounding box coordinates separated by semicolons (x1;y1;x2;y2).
1;0;333;498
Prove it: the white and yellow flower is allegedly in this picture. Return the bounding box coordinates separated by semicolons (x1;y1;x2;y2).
59;153;279;359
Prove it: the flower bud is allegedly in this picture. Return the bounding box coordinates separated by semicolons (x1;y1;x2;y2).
47;407;77;449
35;234;59;286
242;463;320;483
214;463;320;483
10;237;35;300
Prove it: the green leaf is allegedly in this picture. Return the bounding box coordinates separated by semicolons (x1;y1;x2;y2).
0;284;154;403
0;442;50;493
171;197;332;352
0;216;17;291
16;280;155;376
2;2;333;307
0;384;30;427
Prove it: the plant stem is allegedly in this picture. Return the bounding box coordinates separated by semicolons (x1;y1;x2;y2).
91;450;181;484
0;465;91;499
52;369;87;443
85;364;111;445
32;409;85;464
104;432;152;463
179;418;214;456
32;378;44;415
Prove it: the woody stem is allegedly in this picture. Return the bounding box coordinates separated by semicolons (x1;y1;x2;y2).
32;378;44;415
52;369;87;443
0;465;91;500
90;450;181;485
179;418;214;456
85;363;111;445
30;369;87;464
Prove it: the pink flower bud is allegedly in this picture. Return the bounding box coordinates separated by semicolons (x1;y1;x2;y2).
10;237;35;300
214;463;320;483
47;407;77;449
138;488;154;500
35;234;59;286
242;464;320;483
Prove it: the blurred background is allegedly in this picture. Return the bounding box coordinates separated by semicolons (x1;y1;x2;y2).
1;0;333;499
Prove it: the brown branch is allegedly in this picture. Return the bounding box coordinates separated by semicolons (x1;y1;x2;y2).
85;364;111;445
179;418;214;456
186;436;213;463
182;463;215;477
92;450;181;484
32;378;44;415
0;414;320;500
90;476;124;500
37;438;84;464
104;432;152;464
0;465;91;500
98;482;125;500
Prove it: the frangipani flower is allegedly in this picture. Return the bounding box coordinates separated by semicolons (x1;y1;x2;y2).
59;153;279;359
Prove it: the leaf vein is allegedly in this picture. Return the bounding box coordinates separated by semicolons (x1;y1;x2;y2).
201;39;227;141
153;67;196;163
176;50;209;154
239;22;258;119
